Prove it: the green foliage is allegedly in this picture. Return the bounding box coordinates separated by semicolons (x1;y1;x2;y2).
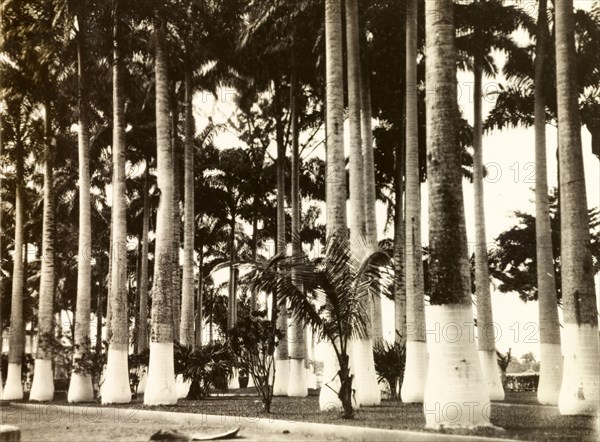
373;337;405;401
228;312;282;412
174;341;232;400
489;191;600;302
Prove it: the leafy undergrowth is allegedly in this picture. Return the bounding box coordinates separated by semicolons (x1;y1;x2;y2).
9;390;599;441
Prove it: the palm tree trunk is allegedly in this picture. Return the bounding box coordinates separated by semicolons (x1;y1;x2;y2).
250;197;259;312
273;79;289;397
287;60;308;398
362;47;384;346
30;71;56;402
180;59;195;348
534;0;562;406
138;165;150;353
101;3;131;403
227;216;237;331
171;92;181;343
472;36;504;401
145;14;178;406
401;0;428;405
345;0;379;408
555;0;600;416
68;6;95;401
320;0;347;414
195;251;204;347
423;0;490;427
4;136;25;400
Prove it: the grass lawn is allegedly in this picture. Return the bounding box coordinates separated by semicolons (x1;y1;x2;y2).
3;390;598;441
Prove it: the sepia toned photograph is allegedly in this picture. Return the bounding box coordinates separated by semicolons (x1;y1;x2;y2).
0;0;599;441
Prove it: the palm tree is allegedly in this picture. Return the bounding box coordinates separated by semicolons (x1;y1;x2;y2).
320;0;348;412
249;238;392;419
423;0;490;428
68;1;94;402
180;56;195;348
101;0;131;404
144;13;178;406
401;0;427;404
287;58;308;398
345;0;379;407
273;81;289;397
29;71;56;402
138;165;150;353
555;0;600;416
534;0;562;406
3;101;26;401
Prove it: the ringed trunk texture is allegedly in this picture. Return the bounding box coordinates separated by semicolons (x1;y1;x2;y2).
534;0;562;406
555;0;599;416
401;0;427;404
423;0;491;427
473;57;504;401
69;9;95;402
101;5;131;403
273;80;289;397
345;0;379;407
5;137;25;400
138;166;150;353
145;16;177;406
172;95;181;343
180;60;195;348
288;63;308;398
30;86;56;402
320;0;348;412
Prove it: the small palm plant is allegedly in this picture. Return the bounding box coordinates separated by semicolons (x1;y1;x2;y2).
246;235;392;419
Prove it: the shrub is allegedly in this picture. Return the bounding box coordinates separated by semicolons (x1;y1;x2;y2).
174;342;232;399
505;373;539;391
373;337;406;401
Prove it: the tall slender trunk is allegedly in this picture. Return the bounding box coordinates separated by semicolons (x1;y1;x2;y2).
171;92;181;343
101;2;130;404
69;6;95;401
287;59;308;398
472;19;504;400
96;282;102;355
423;0;490;427
227;216;237;330
534;0;562;406
360;33;384;345
345;0;379;408
138;165;150;353
273;79;289;397
250;197;259;312
401;0;426;404
5;135;25;400
320;0;348;415
30;70;56;402
145;14;177;405
555;0;599;416
180;58;195;348
195;251;204;347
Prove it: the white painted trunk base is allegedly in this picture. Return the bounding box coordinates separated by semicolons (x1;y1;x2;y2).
137;370;147;394
273;359;289;396
67;372;94;403
558;324;600;415
288;359;308;397
228;368;239;390
144;342;177;405
478;350;505;401
351;339;381;406
101;349;131;404
537;343;563;405
247;374;255;388
401;341;428;403
3;364;23;400
175;374;191;399
423;304;492;429
29;359;54;402
319;343;342;411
